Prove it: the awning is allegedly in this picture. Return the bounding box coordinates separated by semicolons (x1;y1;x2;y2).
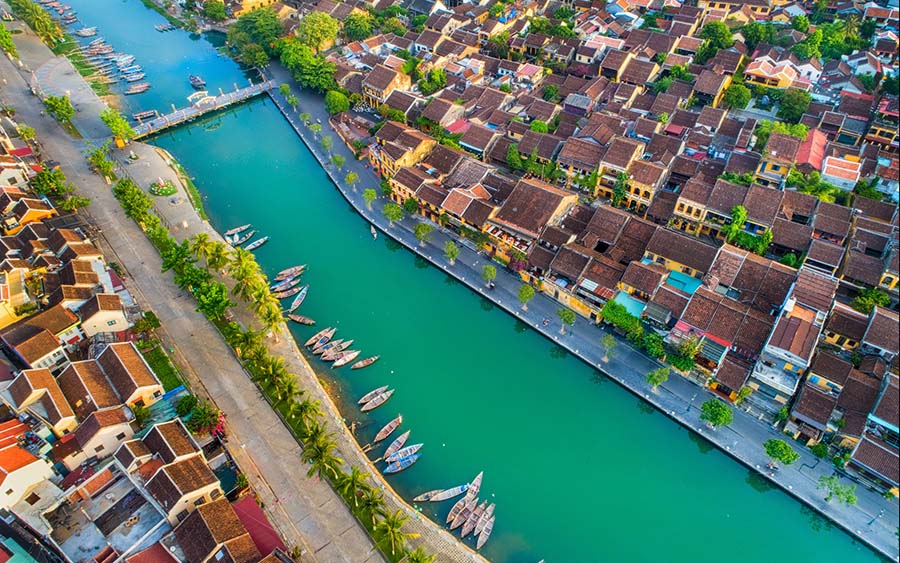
699;336;728;364
642;301;671;324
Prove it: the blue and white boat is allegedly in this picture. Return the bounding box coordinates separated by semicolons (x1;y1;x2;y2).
384;453;421;474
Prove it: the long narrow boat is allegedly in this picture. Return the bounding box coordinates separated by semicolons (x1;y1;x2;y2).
351;355;379;370
462;500;488;538
322;341;354;360
287;314;315;326
305;327;334;348
451;498;476;530
288;285;308;312
412;489;444;502
245;236;269;251
270;276;300;292
333;350;361;368
429;483;469;502
361;389;394;412
314;338;345;356
474;503;495;536
231;229;256;246
466;471;484;500
384;443;422;464
374;415;402;442
384;453;420;474
224;224;251;237
446;496;468;524
476;516;495;549
383;430;409;459
273;285;302;300
276;264;306;281
358;385;388;405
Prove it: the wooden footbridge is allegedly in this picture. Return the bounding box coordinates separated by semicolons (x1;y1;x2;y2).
132;79;275;139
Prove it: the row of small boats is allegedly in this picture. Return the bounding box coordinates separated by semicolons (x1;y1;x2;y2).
306;327;380;370
154;23;176;32
224;223;268;252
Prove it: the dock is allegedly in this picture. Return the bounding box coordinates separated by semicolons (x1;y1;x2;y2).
132;80;275;139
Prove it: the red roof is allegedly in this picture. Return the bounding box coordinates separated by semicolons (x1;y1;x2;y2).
126;543;178;563
8;147;32;157
232;496;286;557
796;128;827;170
0;419;28;448
59;465;96;490
446;119;471;134
0;444;39;475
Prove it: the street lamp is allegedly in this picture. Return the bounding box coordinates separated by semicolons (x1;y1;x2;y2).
687;393;697;412
867;508;885;526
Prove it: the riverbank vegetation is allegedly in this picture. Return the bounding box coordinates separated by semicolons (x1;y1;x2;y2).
7;0;62;46
109;176;436;563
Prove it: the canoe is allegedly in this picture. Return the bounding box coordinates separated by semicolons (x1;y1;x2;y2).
276;265;306;281
451;498;475;530
351;355;379;370
476;516;494;549
314;338;344;356
270;277;300;292
383;430;410;459
474;503;495;536
361;389;394;412
273;285;302;300
446;496;468;524
322;343;354;361
384;443;422;464
287;314;315;325
374;415;402;442
412;489;444;502
288;285;308;312
245;236;269;251
333;350;361;368
371;225;377;239
466;471;484;500
305;327;334;348
231;229;256;246
358;385;388;405
384;453;420;474
429;483;469;502
462;500;487;538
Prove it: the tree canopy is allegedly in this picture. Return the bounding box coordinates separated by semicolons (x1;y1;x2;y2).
202;0;226;21
324;90;349;115
278;38;337;93
764;439;800;465
99;108;136;140
296;11;339;53
722;83;751;110
344;12;374;41
0;23;18;58
43;95;74;123
700;399;733;428
776;89;812;124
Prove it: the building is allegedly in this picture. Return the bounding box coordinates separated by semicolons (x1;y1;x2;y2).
0;420;53;509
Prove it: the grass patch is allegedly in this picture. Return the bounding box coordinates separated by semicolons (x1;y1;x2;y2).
141;344;184;391
137;0;186;28
172;161;208;220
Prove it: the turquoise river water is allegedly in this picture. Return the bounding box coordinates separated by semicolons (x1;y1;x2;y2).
64;2;886;562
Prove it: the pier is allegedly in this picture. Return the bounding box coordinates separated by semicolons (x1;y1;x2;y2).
132;80;275;139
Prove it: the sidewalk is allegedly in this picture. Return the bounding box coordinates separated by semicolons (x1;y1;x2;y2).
266;64;900;561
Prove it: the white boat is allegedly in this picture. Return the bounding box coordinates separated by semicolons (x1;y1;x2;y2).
332;350;361;368
288;285;308;312
384;443;422;464
476;516;494;549
383;430;410;459
224;223;251;237
374;415;402;442
429;483;469;502
474;503;495;536
361;389;394;412
358;385;388;405
245;236;269;251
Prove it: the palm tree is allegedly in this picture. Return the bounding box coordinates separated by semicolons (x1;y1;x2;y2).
406;547;436;563
252;354;288;391
274;375;300;406
301;434;343;480
843;15;859;40
293;398;325;433
359;487;387;527
161;240;195;275
259;301;285;341
300;112;311;123
228;328;264;361
189;233;213;266
207;241;230;272
375;510;418;556
227;248;261;300
336;466;370;507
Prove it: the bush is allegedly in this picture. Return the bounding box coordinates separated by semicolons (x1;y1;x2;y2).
810;443;829;458
176;394;199;417
132;405;152;428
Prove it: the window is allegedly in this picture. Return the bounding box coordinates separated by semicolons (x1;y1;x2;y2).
176;510;188;521
107;320;117;326
116;432;126;440
194;498;205;506
94;445;104;453
4;489;13;496
211;489;222;499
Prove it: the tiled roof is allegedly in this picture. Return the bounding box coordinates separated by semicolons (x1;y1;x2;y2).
864;306;899;355
809;351;854;386
557;138;606;172
764;132;802;163
97;342;161;401
0;444;39;475
144;420;198;464
825;302;869;342
852;434;899;485
792;384;837;428
645;228;717;274
174;498;258;563
621;261;666;295
147;454;217;512
715;355;751;391
493;179;573;239
873;375;898;428
57;360;120;420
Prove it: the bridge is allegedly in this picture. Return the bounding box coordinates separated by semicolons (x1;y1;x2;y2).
131;80;275;139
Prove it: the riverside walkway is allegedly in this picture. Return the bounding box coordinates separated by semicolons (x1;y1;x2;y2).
131;80;275;139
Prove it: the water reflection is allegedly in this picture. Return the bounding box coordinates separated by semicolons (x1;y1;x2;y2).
514;320;529;334
549;345;568;360
745;470;775;494
688;430;714;454
480;297;494;312
636;399;655;416
414;256;429;269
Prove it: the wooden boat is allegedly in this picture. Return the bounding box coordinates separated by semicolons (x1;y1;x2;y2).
124;83;150;95
351;355;379;370
189;74;206;89
374;415;402;442
74;27;96;37
466;471;484;500
358;385;388;405
384;443;422;464
451;498;475;530
384;453;420;474
231;229;256;246
270;276;300;292
412;489;444;502
333;350;361;368
446;496;468;524
474;503;494;536
383;430;409;459
361;389;394;412
287;314;315;326
322;343;354;361
462;500;487;538
429;483;469;502
276;265;306;281
371;225;377;239
305;327;334;348
288;285;308;312
123;73;146;82
245;236;269;251
224;223;251;237
314;338;345;356
273;285;302;300
132;110;157;120
476;516;494;549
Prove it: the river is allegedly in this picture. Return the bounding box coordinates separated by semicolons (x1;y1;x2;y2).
63;2;885;562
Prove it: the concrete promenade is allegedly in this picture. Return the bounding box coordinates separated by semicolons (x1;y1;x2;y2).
265;63;900;561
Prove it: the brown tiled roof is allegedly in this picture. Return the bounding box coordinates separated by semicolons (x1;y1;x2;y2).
527;245;556;271
842;251;885;286
853;196;897;224
693;69;728;96
363;65;399;91
725;152;761;176
873;375;898;428
493;179;573;238
792;384;837;427
706;180;748;216
733;309;775;358
174;498;258;563
809;351;854;386
539;225;574;248
621;261;666;295
517;131;562;162
550;247;590;281
115;439;150;469
582;256;626;294
852;434;899;484
807;239;845;269
619;59;659;85
460;123;498;152
628;160;667;188
864;306;899;355
838;371;881;437
825;302;869;342
57;360;120;420
557;138;606;171
422;144;466;176
57;260;100;287
69;407;129;450
147;454;217;512
9;368;74;424
791;267;837;313
650;285;690;318
78;294;123;323
715;355;751;391
420;98;456;124
461;199;494;229
772;218;813;253
97;342;161;402
2;304;78;345
813;201;852;241
645;229;717;274
764;132;802;162
769;313;817;360
143;420;197;464
601;137;643;171
599;49;630;72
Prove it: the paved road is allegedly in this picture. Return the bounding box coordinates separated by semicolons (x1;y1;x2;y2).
0;28;383;563
265;63;900;561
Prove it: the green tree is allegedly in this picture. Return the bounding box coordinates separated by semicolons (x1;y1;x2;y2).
413;222;433;246
226;247;261;300
324;90;349;115
641;333;665;359
741;21;774;50
734;386;753;405
482;264;497;287
344;171;359;189
278;38;337;93
9;0;62;45
403;197;419;214
700;399;733;429
444;240;460;265
722;83;751;110
382;203;404;226
406;547;436;563
99;108;136;141
791;15;810;33
278;83;291;97
132;405;152;428
320;135;333;154
601;333;617;362
336;466;370;507
331;154;345;170
359;487;386;527
43;95;74;124
764;438;800;467
381;16;407;36
724;205;748;242
851;288;890;314
542;84;560;102
59;195;91;211
301;433;343;480
530;120;548;133
309;123;322;136
612;172;628;207
700;21;733;50
195;281;233;320
418;68;447;95
360;188;377;211
656;111;669;123
296;11;339;53
87;143;116;178
0;23;18;58
202;0;226;21
518;284;535;310
506;143;523;171
291;399;324;433
557;307;576;334
646;367;669;391
375;510;418;556
343;12;374;41
777;88;812;124
31;167;71;197
17;125;35;142
753;121;809;151
792;29;822;60
818;475;857;505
